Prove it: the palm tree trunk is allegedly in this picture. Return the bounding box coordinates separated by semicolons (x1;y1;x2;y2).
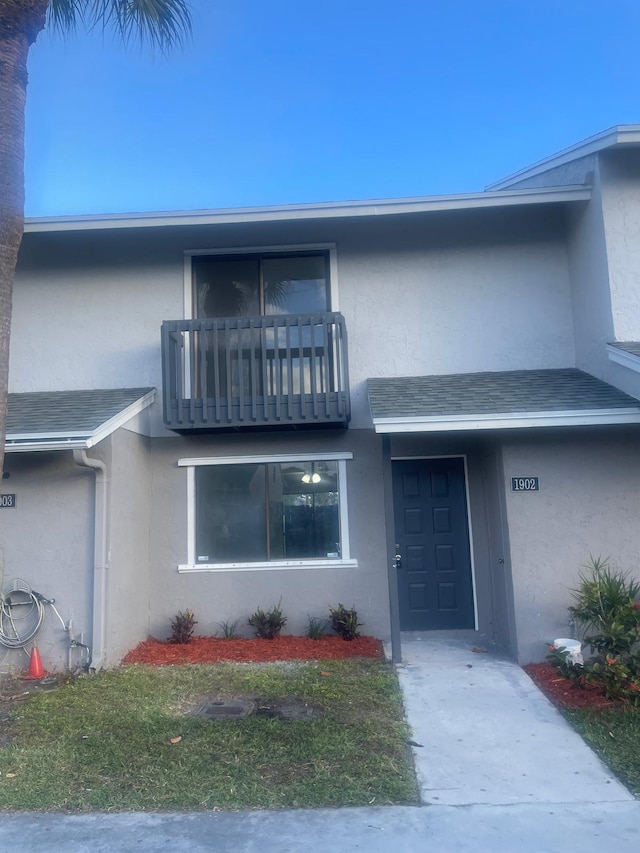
0;0;48;475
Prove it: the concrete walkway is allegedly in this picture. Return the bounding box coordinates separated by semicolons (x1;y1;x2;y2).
1;636;638;852
396;634;632;806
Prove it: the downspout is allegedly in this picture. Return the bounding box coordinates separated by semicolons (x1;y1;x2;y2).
73;449;109;671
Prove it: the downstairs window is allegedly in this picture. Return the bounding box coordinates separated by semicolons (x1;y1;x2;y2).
178;453;356;571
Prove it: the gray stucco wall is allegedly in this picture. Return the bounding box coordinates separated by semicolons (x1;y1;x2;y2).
566;149;640;401
0;451;93;672
501;429;640;664
599;151;640;343
104;428;153;665
147;428;391;641
338;215;575;428
12;206;576;432
566;161;614;379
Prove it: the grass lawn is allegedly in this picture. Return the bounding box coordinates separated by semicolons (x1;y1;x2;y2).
562;706;640;796
0;659;418;812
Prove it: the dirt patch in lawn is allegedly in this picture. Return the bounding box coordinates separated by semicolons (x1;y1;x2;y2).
123;634;383;665
524;662;621;711
0;673;71;747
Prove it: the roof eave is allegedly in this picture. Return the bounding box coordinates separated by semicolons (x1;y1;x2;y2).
372;408;640;434
5;388;156;453
607;344;640;374
22;186;591;234
5;438;90;453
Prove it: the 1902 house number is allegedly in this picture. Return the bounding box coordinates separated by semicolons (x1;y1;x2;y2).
511;477;539;492
0;494;16;508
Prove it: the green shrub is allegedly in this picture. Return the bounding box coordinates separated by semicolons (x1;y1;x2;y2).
217;619;240;639
248;601;287;640
329;604;362;641
549;557;640;705
569;556;640;656
305;615;327;640
169;609;197;644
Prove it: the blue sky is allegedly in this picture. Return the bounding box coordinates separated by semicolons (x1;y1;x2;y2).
24;0;640;217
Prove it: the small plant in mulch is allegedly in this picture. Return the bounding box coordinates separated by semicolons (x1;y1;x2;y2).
547;556;640;705
217;619;241;639
169;610;197;644
305;615;328;640
248;601;287;640
329;604;362;641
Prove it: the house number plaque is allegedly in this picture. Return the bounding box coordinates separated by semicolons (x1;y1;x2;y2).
0;494;16;508
511;477;539;492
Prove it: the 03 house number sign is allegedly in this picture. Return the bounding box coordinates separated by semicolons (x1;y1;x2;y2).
0;494;16;508
511;477;539;492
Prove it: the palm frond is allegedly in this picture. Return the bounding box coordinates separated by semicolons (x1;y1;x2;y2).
99;0;192;51
47;1;192;51
47;0;85;34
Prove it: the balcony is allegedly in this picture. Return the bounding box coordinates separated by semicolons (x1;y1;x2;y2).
161;313;350;431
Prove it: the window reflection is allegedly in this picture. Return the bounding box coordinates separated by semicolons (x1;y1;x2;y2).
195;461;340;563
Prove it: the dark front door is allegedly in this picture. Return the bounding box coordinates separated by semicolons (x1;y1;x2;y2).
393;457;475;630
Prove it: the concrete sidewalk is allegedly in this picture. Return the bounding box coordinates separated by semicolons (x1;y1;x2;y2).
0;636;637;852
0;803;639;853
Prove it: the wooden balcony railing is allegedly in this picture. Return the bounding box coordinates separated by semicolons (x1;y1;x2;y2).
161;312;350;430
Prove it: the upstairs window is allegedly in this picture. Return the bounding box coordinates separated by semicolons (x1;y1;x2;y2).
193;252;330;319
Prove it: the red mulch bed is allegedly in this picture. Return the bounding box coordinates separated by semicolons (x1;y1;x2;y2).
123;635;384;666
524;662;619;711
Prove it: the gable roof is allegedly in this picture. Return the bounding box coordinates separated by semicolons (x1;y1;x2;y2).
487;124;640;191
368;369;640;433
6;388;155;452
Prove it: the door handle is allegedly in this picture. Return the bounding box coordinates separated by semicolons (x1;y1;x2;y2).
394;545;402;570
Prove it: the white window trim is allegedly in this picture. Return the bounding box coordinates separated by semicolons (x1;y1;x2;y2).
178;452;356;573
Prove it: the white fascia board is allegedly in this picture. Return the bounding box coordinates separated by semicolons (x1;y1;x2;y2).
373;408;640;433
23;187;590;234
84;389;156;447
607;344;640;374
5;389;156;452
5;438;89;453
179;451;353;467
487;125;640;191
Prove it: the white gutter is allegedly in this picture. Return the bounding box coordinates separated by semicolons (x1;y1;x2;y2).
22;186;591;233
6;438;90;453
73;450;109;672
373;408;640;433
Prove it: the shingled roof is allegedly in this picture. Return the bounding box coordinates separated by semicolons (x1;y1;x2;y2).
6;388;155;451
609;342;640;358
368;369;640;433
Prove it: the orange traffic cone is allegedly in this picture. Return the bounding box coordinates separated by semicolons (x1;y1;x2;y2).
22;646;47;680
